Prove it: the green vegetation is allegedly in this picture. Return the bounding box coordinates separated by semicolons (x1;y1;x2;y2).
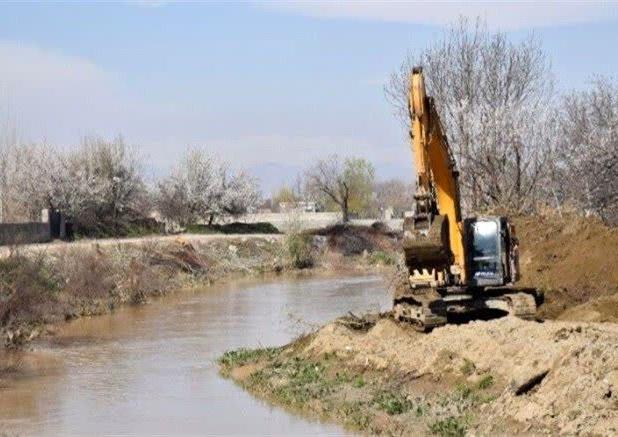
460;358;476;376
218;347;281;370
285;230;314;269
428;416;468;437
352;375;365;388
305;155;375;222
450;382;495;406
477;374;494;390
250;358;337;406
338;401;374;429
373;391;413;415
369;250;397;266
220;348;499;435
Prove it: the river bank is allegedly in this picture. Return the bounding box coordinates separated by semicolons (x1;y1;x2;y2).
214;212;618;436
0;225;400;349
220;315;618;436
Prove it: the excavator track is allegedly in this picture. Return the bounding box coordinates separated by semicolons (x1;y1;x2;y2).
393;301;447;332
482;291;538;320
393;277;538;332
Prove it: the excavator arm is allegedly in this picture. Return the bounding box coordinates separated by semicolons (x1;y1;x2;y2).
404;67;466;284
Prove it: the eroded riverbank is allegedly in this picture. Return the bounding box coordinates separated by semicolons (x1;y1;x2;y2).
0;274;390;434
221;315;618;436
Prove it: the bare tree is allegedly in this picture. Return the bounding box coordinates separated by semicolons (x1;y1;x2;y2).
0;101;21;222
386;17;556;213
556;76;618;224
305;155;375;222
373;179;414;217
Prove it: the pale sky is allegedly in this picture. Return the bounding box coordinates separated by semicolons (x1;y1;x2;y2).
1;1;617;193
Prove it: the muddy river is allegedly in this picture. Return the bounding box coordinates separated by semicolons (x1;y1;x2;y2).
0;274;390;435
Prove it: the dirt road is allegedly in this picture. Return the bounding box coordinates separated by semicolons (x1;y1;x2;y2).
0;233;282;258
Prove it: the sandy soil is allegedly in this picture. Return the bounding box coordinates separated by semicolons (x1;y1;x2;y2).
298;316;618;435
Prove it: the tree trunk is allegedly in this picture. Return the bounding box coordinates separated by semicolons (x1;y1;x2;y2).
342;198;349;223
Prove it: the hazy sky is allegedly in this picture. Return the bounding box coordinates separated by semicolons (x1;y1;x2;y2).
1;1;617;192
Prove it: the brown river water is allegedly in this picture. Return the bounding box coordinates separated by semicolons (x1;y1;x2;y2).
0;274;390;436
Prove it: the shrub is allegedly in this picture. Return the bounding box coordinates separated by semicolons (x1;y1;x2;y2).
428;416;467;437
284;217;314;269
372;391;413;415
0;253;62;328
60;251;116;300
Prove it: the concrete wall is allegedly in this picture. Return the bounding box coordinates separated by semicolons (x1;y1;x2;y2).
219;212;404;232
228;212;341;231
0;222;51;246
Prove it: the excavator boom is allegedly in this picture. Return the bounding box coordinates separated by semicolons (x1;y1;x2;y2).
404;67;465;284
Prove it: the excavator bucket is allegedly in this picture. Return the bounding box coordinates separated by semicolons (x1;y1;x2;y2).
403;213;452;273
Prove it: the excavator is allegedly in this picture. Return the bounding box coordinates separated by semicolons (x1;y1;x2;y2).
394;67;539;331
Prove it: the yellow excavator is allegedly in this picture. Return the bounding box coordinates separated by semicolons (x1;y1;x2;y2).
394;67;538;331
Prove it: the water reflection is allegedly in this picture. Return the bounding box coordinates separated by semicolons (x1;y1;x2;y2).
0;274;390;435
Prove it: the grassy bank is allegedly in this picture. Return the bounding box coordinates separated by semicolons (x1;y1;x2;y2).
221;315;618;436
218;341;497;436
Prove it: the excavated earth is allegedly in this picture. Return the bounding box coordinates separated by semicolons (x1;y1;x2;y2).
309;317;618;434
514;213;618;321
222;213;618;435
224;316;618;435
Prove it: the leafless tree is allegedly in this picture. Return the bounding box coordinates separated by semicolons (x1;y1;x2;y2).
373;179;414;217
555;76;618;224
304;155;375;222
386;17;556;213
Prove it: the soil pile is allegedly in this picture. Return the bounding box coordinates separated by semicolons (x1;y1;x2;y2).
514;213;618;321
294;316;618;434
309;223;401;256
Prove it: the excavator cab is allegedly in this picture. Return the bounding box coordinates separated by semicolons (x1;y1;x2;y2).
464;217;519;288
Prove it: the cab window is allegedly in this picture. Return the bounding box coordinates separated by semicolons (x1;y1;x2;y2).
471;221;500;276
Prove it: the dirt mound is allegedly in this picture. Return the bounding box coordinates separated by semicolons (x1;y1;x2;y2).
309;223;400;256
300;317;618;434
514;213;618;321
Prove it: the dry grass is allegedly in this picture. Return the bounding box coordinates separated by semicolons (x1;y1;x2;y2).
0;236;289;348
